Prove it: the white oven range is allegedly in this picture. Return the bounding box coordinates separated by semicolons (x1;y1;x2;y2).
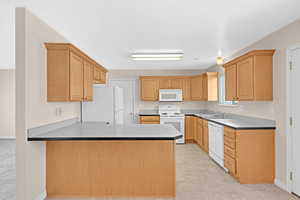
159;105;185;144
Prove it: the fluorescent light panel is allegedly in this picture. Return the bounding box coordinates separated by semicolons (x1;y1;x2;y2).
131;51;183;61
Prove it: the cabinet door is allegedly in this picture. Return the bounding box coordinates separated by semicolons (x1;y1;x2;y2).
202;74;208;101
183;78;191;101
198;122;203;148
70;51;84;101
203;120;209;152
225;64;237;101
100;70;106;84
185;116;194;142
83;61;94;101
237;57;254;100
140;79;159;101
159;79;171;89
191;75;203;100
170;78;183;89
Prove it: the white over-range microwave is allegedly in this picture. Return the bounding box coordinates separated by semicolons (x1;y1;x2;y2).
159;89;183;102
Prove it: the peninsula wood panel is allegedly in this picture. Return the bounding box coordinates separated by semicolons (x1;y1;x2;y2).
46;140;176;198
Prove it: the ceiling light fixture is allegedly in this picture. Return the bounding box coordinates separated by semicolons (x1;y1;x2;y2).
216;56;224;65
131;51;184;61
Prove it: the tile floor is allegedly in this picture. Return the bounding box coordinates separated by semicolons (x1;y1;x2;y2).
0;141;298;200
0;140;16;200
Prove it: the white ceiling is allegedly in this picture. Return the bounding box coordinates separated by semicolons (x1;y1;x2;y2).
1;0;300;69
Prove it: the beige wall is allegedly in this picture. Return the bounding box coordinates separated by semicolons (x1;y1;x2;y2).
206;18;300;186
16;8;80;200
108;70;207;111
0;69;15;138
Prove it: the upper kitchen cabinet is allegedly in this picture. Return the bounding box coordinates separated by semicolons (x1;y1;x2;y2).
224;50;275;101
94;64;107;84
225;64;237;101
45;43;108;102
140;77;159;101
83;60;94;101
202;72;218;101
190;75;203;100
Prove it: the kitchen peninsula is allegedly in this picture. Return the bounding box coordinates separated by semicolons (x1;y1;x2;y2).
28;120;181;198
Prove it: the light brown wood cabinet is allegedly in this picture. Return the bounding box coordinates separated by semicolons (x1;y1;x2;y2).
225;64;237;101
183;78;191;101
94;65;107;84
196;118;203;147
140;78;159;101
224;50;275;101
184;116;208;152
83;60;94;101
202;72;218;101
202;120;209;152
184;116;196;143
139;116;160;124
224;127;275;184
140;74;218;102
190;75;203;100
45;43;107;102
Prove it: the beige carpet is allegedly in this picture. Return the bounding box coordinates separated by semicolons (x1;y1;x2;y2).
47;144;299;200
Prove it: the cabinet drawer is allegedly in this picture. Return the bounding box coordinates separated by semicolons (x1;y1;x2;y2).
140;116;160;122
224;145;236;158
140;121;160;124
224;127;236;139
224;137;236;149
224;155;236;175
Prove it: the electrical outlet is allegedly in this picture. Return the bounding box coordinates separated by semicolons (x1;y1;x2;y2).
55;107;63;116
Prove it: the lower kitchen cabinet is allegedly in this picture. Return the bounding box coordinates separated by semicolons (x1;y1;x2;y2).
224;127;275;184
202;120;209;153
139;116;160;124
184;116;196;143
184;116;208;153
196;118;203;147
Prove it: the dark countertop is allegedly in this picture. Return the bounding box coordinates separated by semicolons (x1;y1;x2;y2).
28;121;182;141
139;110;276;130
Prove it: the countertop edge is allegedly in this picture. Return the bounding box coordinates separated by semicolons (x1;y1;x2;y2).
28;135;182;141
138;113;276;130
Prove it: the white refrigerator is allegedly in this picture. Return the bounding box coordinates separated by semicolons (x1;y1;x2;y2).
82;85;124;124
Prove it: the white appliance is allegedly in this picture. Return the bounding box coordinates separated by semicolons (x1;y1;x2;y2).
208;122;226;169
159;89;183;102
82;85;124;124
159;105;185;144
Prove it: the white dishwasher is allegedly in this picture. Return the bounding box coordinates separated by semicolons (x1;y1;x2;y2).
208;122;225;169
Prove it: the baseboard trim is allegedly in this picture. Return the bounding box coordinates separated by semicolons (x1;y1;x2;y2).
0;136;15;139
35;190;47;200
275;179;288;192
